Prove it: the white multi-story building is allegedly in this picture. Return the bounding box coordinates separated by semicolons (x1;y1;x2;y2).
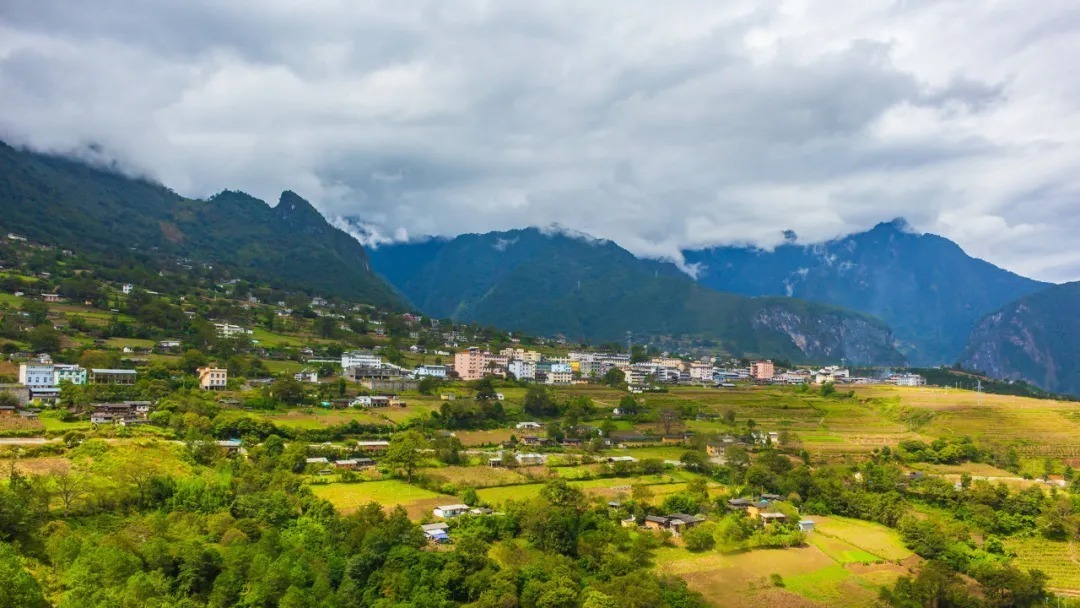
894;373;926;387
508;360;536;380
549;362;573;374
414;365;448;379
689;362;714;382
342;351;382;369
18;364;55;390
546;371;573;385
214;323;253;338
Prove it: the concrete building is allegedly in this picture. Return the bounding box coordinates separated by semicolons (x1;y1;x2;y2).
197;367;228;390
433;504;470;519
894;373;926;387
90;369;137;385
508;360;536;381
18;364;55;390
214;323;253;338
689;362;714;383
53;364;87;386
546;371;573;385
342;350;382;369
454;348;488;381
750;360;775;381
413;364;447;379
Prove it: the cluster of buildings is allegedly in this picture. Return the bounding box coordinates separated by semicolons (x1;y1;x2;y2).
89;401;153;426
17;360;137;402
453;347;579;384
336;346;928;392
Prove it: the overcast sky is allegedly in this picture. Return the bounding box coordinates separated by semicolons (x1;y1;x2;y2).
3;1;1080;281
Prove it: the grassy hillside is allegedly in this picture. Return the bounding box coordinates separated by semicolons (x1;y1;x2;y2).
0;141;402;307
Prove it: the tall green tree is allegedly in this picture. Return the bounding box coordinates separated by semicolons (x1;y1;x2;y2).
385;430;427;482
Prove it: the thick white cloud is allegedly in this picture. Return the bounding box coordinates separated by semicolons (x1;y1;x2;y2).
3;0;1080;280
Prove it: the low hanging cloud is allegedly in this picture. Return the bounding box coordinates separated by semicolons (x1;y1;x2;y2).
3;1;1080;281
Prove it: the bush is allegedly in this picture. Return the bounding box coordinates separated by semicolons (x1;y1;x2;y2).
683;524;716;552
770;573;784;587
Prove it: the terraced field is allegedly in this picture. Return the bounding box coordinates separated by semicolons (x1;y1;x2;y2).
1006;538;1080;594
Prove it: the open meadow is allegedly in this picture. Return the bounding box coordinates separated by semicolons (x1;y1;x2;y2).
310;479;457;519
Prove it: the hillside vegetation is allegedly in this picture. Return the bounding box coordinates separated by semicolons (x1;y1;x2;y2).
370;228;905;365
0;141;402;307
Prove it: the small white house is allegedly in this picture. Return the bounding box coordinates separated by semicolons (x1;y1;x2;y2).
294;369;319;383
433;504;470;519
515;453;547;466
798;519;815;532
515;421;543;430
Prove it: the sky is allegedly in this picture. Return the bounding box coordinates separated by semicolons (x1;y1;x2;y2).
3;1;1080;282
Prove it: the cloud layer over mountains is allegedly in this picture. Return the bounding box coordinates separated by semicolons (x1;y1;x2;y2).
3;1;1080;280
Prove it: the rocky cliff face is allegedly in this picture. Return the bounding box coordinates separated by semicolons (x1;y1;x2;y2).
963;283;1080;395
752;305;904;366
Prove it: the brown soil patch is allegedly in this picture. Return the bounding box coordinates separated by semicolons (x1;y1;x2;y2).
13;457;70;476
159;221;184;243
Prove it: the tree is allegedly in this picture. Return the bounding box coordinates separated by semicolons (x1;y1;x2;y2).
27;324;61;353
819;382;836;397
19;300;49;326
180;349;208;374
385;430;426;482
418;376;439;395
473;377;498;401
51;470;86;517
269;377;306;406
660;409;682;436
313;316;338;339
0;542;47;608
602;368;625;387
682;525;716;552
461;487;479;506
524;386;559;417
617;395;639;416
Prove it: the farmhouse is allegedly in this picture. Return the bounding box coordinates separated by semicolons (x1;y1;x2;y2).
421;523;450;543
644;513;707;536
433;504;470;519
356;440;390;451
759;512;788;526
334;458;375;470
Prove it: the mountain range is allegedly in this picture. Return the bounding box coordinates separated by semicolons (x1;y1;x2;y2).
2;140;1078;391
682;220;1048;365
366;226;905;364
0;141;401;308
962;281;1080;395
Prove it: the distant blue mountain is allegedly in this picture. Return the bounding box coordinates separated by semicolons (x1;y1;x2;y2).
367;226;905;365
682;219;1048;364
